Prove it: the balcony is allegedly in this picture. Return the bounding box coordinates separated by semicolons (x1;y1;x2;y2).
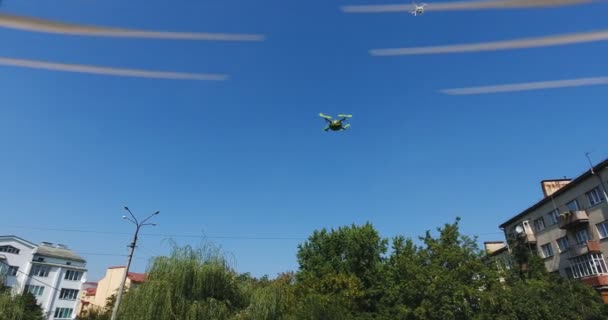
580;275;608;287
559;210;589;230
517;232;536;244
570;240;602;258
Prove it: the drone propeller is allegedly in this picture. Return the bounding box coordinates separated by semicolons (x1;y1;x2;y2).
343;124;351;129
319;113;333;119
338;114;352;118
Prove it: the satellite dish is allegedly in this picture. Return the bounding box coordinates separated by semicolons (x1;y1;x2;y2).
515;226;524;234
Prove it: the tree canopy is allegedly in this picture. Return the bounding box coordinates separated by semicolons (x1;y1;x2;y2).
77;218;608;320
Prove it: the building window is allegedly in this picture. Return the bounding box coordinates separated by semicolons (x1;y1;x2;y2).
587;187;604;207
569;253;608;279
541;243;554;258
567;199;581;212
53;308;73;319
30;265;51;277
533;217;546;231
557;236;570;252
575;228;591;245
25;285;45;296
548;209;560;225
59;288;79;300
597;221;608;239
0;246;20;254
8;266;19;276
64;270;83;281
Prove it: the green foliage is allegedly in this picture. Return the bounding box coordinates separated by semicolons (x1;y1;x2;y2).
94;219;608;320
116;241;247;320
0;291;45;320
295;222;388;315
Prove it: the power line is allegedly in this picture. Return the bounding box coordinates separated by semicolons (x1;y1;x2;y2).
0;260;60;293
3;224;505;242
4;225;306;240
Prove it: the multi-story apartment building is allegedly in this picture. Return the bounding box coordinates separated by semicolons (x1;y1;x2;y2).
499;158;608;302
0;235;87;319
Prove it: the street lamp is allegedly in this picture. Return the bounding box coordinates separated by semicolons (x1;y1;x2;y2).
110;206;159;320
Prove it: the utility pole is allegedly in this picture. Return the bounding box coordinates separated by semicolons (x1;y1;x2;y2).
110;206;159;320
585;152;608;201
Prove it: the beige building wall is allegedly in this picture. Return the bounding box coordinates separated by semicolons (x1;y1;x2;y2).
500;161;608;301
91;266;136;309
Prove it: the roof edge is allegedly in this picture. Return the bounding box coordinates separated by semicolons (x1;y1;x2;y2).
499;158;608;229
0;235;37;249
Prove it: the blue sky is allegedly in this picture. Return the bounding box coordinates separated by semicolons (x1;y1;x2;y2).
1;0;607;281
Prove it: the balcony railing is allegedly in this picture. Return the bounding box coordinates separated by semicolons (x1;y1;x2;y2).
518;232;536;244
559;210;589;230
570;240;602;258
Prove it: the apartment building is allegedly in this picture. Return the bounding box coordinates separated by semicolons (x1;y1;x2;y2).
499;158;608;301
0;235;87;319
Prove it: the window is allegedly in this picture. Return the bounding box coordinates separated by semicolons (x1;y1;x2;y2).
533;217;546;231
8;266;19;276
587;187;604;206
59;288;79;300
597;221;608;239
53;308;73;319
575;228;591;245
557;236;570;252
567;199;581;212
30;265;51;277
569;253;608;279
541;243;554;258
548;209;560;225
64;270;83;281
0;245;20;254
25;285;45;296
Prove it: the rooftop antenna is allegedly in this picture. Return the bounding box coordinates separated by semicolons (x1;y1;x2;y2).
585;152;608;202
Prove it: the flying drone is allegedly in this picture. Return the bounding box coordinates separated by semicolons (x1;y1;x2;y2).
411;2;427;16
319;113;352;131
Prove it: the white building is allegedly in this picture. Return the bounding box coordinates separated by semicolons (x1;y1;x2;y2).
0;235;87;320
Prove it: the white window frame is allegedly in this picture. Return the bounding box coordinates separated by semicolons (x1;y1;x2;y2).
598;221;608;239
575;228;591;245
541;243;554;258
64;270;83;281
534;217;546;231
30;265;51;277
25;285;45;296
587;187;604;207
569;253;608;279
59;288;79;300
54;308;73;319
548;209;560;225
567;199;581;212
557;236;570;252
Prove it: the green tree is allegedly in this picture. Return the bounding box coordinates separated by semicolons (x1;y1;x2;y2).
295;222;388;317
116;241;249;320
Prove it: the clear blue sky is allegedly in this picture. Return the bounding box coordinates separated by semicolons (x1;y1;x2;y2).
1;0;607;282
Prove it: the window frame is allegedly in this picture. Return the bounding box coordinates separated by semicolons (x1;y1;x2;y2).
575;228;592;245
587;187;604;207
541;243;554;258
548;209;560;225
567;199;581;212
598;221;608;239
59;288;79;300
557;236;570;252
64;270;83;281
534;216;546;232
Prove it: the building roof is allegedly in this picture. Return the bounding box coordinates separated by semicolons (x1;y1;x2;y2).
85;287;97;296
0;235;37;249
499;158;608;229
34;244;86;263
127;272;147;283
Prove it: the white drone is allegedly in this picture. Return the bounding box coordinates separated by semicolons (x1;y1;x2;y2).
411;2;427;16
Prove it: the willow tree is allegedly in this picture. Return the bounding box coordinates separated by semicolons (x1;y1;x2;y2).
116;242;248;320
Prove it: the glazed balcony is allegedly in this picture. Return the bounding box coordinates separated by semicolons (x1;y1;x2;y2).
570;240;602;258
559;210;589;230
